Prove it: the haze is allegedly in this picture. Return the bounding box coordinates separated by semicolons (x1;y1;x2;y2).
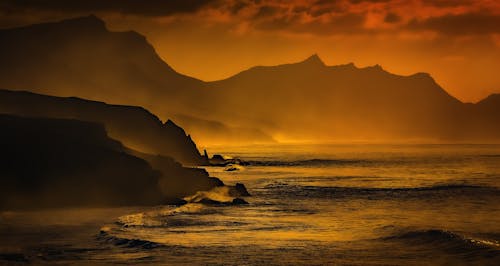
1;0;499;103
2;2;500;265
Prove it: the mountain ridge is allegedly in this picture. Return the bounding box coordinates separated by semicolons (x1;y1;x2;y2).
0;15;498;143
0;88;206;164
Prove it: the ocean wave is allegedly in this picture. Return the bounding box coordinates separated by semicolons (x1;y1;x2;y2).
242;155;497;167
260;183;499;200
97;227;163;249
381;229;500;257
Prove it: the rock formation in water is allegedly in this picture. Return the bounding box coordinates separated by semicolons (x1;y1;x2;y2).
126;149;223;199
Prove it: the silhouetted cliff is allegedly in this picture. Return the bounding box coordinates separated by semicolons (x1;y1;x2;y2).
0;89;205;164
0;114;226;209
0;15;202;112
0;114;164;209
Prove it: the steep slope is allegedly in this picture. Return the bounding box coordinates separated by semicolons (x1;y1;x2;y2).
0;89;204;164
0;15;204;115
0;15;245;144
0;114;164;209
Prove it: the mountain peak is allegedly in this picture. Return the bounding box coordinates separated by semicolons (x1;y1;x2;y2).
58;15;106;29
300;54;325;66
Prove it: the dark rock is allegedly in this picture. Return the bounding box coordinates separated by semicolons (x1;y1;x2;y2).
229;183;251;197
0;114;164;209
128;149;225;198
207;154;248;167
225;166;239;171
232;198;249;205
208;177;225;187
209;154;227;166
212;154;224;160
198;198;224;205
163;197;188;206
197;197;249;206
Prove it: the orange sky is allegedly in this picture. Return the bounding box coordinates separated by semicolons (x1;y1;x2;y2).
1;0;500;102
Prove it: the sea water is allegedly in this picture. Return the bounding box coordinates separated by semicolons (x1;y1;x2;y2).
1;144;499;265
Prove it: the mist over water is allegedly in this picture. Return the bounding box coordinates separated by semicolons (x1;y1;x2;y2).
2;144;500;265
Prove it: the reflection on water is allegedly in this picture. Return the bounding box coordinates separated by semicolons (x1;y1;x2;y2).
1;144;500;265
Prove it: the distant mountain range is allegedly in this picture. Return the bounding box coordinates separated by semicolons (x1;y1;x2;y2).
1;15;498;143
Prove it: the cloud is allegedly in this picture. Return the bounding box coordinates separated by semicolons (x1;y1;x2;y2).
0;0;217;17
255;12;367;35
349;0;390;3
384;12;401;24
420;0;475;8
407;12;500;35
253;5;283;19
2;0;499;38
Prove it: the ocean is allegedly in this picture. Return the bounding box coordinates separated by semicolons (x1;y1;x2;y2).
1;144;500;265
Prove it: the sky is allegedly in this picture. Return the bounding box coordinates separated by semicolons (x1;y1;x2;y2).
1;0;499;102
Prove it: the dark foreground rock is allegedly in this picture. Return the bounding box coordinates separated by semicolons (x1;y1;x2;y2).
197;198;249;206
0;114;225;209
183;184;251;206
127;149;224;199
0;114;164;209
202;151;248;167
229;183;251;197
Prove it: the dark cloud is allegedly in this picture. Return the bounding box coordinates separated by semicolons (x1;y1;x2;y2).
349;0;391;4
254;5;282;19
2;0;498;38
420;0;474;8
256;12;367;35
311;0;347;14
0;0;217;17
384;12;401;24
407;12;500;35
229;0;250;15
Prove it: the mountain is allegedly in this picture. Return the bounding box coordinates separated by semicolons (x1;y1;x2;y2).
1;16;499;143
204;55;465;141
0;89;204;164
0;114;164;209
0;15;254;144
0;15;203;114
203;55;500;142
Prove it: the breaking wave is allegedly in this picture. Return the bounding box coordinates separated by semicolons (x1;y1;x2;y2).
97;227;163;249
381;229;500;258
